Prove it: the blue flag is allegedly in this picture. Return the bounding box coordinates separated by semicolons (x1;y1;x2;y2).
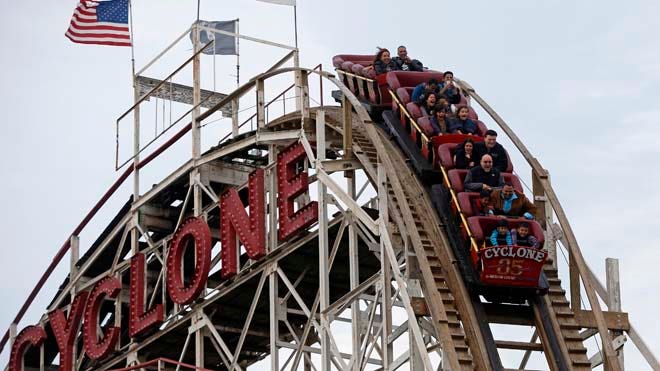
191;20;238;55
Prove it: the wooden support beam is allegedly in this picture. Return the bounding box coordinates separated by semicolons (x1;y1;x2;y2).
482;303;535;326
495;340;544;352
574;310;629;332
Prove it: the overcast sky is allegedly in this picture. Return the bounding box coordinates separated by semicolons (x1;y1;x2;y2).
1;0;659;369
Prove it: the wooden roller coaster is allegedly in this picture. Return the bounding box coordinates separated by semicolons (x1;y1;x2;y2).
2;23;659;371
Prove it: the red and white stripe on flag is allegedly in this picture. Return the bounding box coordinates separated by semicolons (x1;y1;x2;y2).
65;0;132;47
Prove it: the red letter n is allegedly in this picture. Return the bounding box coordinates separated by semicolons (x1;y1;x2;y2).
220;168;266;279
277;143;318;241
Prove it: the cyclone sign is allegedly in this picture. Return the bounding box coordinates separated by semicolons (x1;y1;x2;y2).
8;143;318;371
480;245;548;287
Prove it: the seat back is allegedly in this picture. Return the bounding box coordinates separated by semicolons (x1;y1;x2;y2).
417;117;436;137
333;54;373;69
386;71;445;90
406;102;423;120
396;87;414;105
437;142;459;169
475;120;488;137
457;192;481;217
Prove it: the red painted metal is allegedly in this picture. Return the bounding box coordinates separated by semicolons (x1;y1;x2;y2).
0;65;326;353
166;217;212;305
8;325;47;371
129;253;164;337
480;245;548;288
47;291;89;371
83;276;121;360
277;143;318;241
220;169;266;279
0;122;193;353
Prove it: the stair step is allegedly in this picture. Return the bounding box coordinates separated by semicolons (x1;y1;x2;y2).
547;277;562;285
437;285;451;293
559;321;582;330
457;355;474;364
571;359;594;366
548;287;566;295
551;298;570;306
555;310;574;317
562;332;583;341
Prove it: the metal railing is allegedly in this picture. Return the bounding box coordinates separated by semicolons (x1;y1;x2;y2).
387;89;480;261
0;65;323;357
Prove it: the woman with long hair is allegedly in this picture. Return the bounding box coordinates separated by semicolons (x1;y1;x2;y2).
429;103;450;135
449;105;477;135
454;137;476;169
372;48;399;75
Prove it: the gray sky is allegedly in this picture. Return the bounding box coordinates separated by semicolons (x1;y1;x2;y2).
1;0;659;369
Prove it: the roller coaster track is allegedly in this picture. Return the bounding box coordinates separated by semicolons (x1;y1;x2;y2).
4;65;658;371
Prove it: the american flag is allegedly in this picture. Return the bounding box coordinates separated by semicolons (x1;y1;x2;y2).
65;0;132;47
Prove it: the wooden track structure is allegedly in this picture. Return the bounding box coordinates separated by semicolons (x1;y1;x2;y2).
2;61;659;371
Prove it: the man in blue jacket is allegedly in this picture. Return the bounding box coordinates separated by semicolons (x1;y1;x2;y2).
411;78;439;104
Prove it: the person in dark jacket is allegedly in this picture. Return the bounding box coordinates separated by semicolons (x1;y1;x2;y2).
429;104;450;136
437;71;461;104
392;45;424;72
372;48;399;75
454;137;476;169
411;78;439;103
473;129;509;172
489;219;512;247
464;154;504;192
511;222;540;248
449;105;477;134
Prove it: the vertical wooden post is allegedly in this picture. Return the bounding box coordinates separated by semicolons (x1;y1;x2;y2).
378;164;393;368
406;249;425;371
231;99;239;137
195;315;204;369
9;322;17;350
293;50;302;110
299;71;311;127
316;110;331;371
69;235;79;297
533;169;556;267
342;94;353;161
607;258;624;369
256;79;266;129
269;263;279;370
570;252;581;312
348;175;361;366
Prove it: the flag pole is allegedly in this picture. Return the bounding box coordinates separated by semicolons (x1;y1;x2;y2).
293;4;298;48
128;0;140;199
236;18;240;88
129;0;136;79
